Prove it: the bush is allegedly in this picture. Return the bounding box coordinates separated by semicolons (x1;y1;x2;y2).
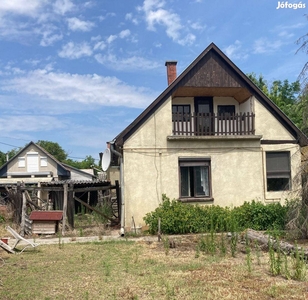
231;200;287;231
143;195;230;234
143;196;288;235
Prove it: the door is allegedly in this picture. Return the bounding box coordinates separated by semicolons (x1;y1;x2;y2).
194;97;213;135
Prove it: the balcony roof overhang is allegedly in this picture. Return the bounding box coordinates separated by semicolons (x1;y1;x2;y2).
172;87;252;103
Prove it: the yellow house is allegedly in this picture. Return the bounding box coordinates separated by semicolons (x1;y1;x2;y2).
110;43;308;233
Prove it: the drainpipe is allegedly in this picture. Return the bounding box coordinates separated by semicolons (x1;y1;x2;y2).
109;140;125;236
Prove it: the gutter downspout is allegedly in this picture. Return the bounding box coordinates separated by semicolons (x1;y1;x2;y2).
109;140;125;236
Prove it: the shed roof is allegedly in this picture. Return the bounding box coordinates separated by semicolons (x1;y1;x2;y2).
29;211;63;221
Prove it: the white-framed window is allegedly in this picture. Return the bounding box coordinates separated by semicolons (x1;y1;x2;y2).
18;157;25;168
266;151;291;191
179;158;211;199
40;156;47;167
27;152;39;172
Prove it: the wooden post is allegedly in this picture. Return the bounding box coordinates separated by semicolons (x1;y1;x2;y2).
16;182;22;224
20;192;27;237
87;191;90;213
158;217;161;242
37;182;41;208
67;183;74;229
62;183;68;236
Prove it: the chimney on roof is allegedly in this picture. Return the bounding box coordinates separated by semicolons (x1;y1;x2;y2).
165;61;177;85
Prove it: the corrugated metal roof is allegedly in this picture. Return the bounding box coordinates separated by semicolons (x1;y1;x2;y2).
41;179;110;186
29;211;63;221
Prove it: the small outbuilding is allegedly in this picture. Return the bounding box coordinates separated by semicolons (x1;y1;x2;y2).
29;211;63;234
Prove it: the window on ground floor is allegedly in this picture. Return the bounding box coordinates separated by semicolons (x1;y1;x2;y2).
179;158;211;198
266;151;291;191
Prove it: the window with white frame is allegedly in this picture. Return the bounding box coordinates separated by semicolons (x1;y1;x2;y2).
179;158;211;198
40;156;47;167
18;157;25;168
266;151;291;191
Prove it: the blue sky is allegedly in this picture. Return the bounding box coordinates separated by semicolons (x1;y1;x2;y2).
0;0;307;163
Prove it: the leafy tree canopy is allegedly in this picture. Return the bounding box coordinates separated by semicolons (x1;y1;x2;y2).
37;140;68;162
37;140;99;170
64;155;96;169
0;148;20;167
247;73;306;134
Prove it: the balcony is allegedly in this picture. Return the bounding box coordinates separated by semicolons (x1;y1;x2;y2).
172;112;255;136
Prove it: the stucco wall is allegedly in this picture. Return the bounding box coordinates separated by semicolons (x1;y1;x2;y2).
122;96;302;229
255;99;294;140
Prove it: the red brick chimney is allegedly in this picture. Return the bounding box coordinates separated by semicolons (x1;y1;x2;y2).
165;61;177;85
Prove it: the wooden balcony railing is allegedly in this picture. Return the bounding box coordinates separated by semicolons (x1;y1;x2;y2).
172;112;255;136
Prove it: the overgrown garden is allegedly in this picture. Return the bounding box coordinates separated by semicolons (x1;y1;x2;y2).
144;194;289;235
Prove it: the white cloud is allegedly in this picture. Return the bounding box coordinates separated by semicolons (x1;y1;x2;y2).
53;0;74;15
58;42;93;59
253;38;283;54
107;35;117;44
1;69;155;109
139;0;195;45
93;41;106;51
0;115;65;133
190;21;206;31
119;29;131;39
278;31;294;39
224;40;248;60
39;25;63;46
178;33;196;46
125;13;139;25
67;17;95;32
0;18;33;40
0;0;43;16
94;53;160;71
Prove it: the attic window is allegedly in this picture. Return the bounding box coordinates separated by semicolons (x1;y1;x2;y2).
18;157;25;168
172;105;191;121
41;157;47;167
266;152;291;191
218;105;235;116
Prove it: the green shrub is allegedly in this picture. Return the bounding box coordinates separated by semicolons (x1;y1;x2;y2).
231;200;287;231
143;196;288;235
143;195;229;234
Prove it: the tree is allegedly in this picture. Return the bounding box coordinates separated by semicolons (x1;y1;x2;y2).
287;17;308;238
296;14;308;88
37;140;68;162
247;73;303;129
64;155;97;169
0;148;20;167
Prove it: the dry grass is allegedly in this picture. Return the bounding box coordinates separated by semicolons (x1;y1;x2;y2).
0;234;308;300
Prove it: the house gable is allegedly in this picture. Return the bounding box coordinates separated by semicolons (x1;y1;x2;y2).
0;141;70;180
115;43;308;147
174;49;252;103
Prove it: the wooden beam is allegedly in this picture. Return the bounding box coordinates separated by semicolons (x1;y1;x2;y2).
20;185;116;193
74;196;116;223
